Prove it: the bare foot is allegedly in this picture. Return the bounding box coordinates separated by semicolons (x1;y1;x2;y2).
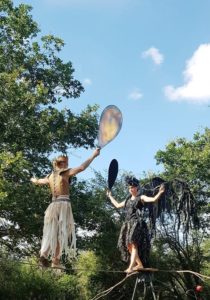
51;262;65;269
124;267;134;274
52;257;60;265
39;256;50;268
133;265;143;271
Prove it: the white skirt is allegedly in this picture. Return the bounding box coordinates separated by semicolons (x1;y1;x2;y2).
40;196;76;259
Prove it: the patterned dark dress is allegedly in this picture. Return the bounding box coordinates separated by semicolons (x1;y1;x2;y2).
117;195;151;267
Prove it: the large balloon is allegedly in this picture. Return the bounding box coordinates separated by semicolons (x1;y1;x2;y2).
97;105;123;149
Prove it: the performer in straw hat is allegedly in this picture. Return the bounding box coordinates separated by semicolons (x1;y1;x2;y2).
30;148;100;268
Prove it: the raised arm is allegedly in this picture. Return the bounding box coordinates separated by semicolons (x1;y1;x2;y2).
30;177;49;186
68;148;100;176
106;190;125;209
140;184;165;203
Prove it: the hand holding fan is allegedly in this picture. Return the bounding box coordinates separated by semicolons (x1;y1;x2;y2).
97;105;123;149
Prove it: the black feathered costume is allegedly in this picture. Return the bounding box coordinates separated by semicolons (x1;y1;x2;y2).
117;176;151;267
116;175;199;268
117;191;151;267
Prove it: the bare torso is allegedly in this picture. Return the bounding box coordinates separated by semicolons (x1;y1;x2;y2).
48;169;70;197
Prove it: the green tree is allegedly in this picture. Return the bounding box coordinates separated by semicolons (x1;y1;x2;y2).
0;0;99;254
58;132;210;300
74;154;209;300
153;128;210;299
0;255;79;300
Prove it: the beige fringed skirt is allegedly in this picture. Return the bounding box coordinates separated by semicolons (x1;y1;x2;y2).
40;195;76;259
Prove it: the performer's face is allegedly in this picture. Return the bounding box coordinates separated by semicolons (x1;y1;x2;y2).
57;161;68;169
128;185;138;195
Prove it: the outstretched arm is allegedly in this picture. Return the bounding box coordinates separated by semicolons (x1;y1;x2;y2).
141;184;165;203
30;177;49;186
106;190;125;208
69;148;100;176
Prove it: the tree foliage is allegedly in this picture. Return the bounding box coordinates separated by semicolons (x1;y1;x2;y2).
0;1;209;299
153;128;210;299
71;131;210;299
0;0;99;253
0;255;79;300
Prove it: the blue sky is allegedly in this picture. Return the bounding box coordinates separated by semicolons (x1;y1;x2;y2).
14;0;210;180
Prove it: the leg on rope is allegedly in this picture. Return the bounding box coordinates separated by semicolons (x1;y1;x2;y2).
125;243;144;273
39;247;50;268
39;255;50;267
51;242;65;270
51;242;60;267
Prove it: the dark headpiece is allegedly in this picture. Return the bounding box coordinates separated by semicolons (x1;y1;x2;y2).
125;176;139;187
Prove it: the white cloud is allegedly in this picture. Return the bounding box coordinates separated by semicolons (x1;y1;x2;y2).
83;78;92;86
142;47;164;65
164;43;210;103
128;89;143;100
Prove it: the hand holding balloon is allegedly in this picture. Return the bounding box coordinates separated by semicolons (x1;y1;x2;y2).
92;147;101;158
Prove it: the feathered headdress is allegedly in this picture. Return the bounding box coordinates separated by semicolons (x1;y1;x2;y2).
125;176;140;187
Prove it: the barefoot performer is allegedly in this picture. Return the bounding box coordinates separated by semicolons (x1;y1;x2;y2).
30;148;100;268
107;176;165;273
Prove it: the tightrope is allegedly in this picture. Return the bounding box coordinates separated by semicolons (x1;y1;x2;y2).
0;257;209;281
